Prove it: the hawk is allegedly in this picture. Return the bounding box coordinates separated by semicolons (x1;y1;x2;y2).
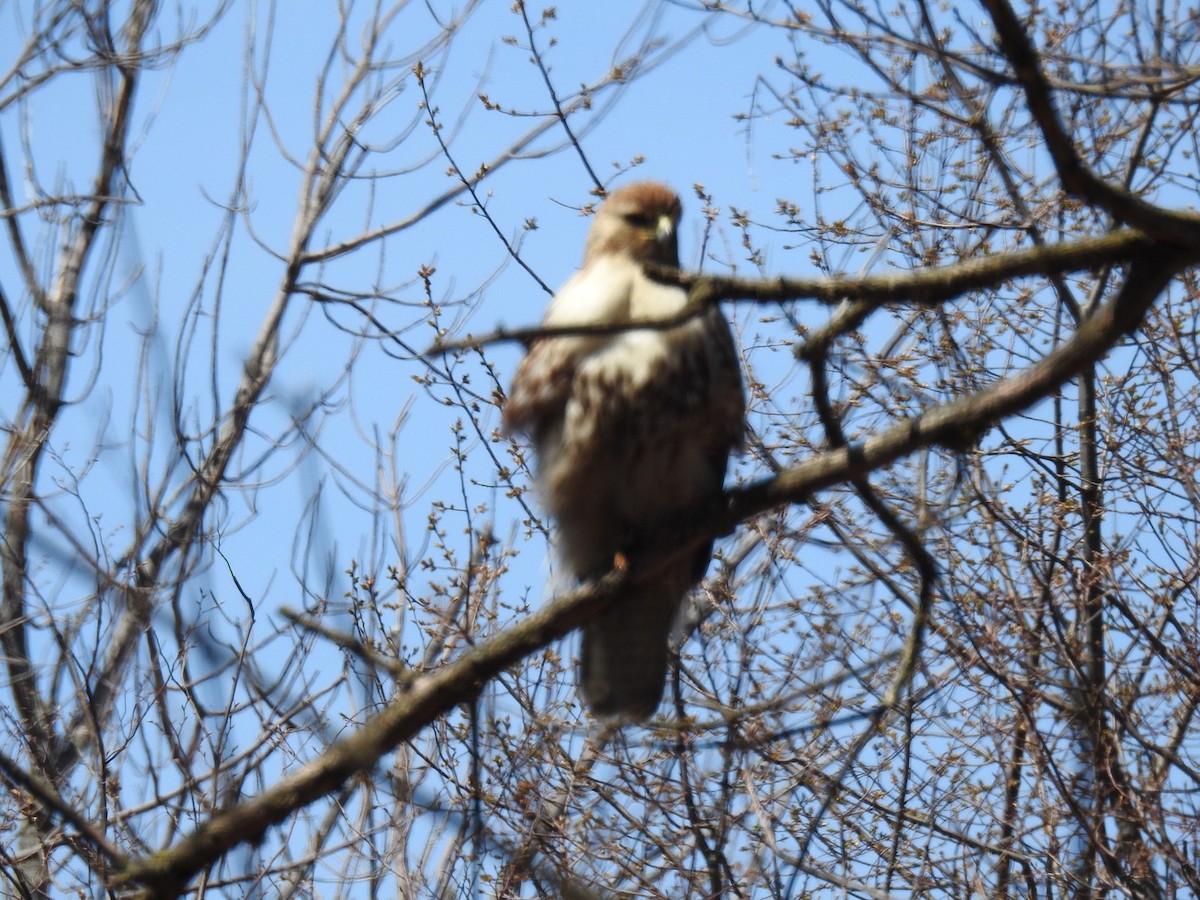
504;182;744;720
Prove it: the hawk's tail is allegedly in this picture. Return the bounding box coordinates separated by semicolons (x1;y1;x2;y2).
578;566;694;721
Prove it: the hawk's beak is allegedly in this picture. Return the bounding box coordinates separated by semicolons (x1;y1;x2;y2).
655;215;675;244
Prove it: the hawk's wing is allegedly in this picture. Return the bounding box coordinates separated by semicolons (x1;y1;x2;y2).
503;256;641;441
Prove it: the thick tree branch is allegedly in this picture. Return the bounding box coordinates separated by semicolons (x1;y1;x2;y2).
427;228;1169;355
724;251;1182;528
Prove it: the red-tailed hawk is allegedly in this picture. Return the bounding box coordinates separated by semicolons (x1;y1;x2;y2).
504;182;744;720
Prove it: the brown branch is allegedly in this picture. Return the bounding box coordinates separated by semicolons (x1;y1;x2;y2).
425;308;711;355
980;0;1200;246
301;58;642;266
414;62;554;296
723;250;1182;528
0;282;33;391
114;569;632;898
280;609;409;678
1;0;156;777
0;749;126;866
516;0;604;193
426;228;1166;356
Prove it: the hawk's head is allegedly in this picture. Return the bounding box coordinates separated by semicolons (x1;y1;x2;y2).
583;182;682;268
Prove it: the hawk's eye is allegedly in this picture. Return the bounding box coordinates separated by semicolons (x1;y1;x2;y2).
624;213;653;229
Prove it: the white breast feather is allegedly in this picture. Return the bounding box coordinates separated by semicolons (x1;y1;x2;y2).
542;257;637;327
